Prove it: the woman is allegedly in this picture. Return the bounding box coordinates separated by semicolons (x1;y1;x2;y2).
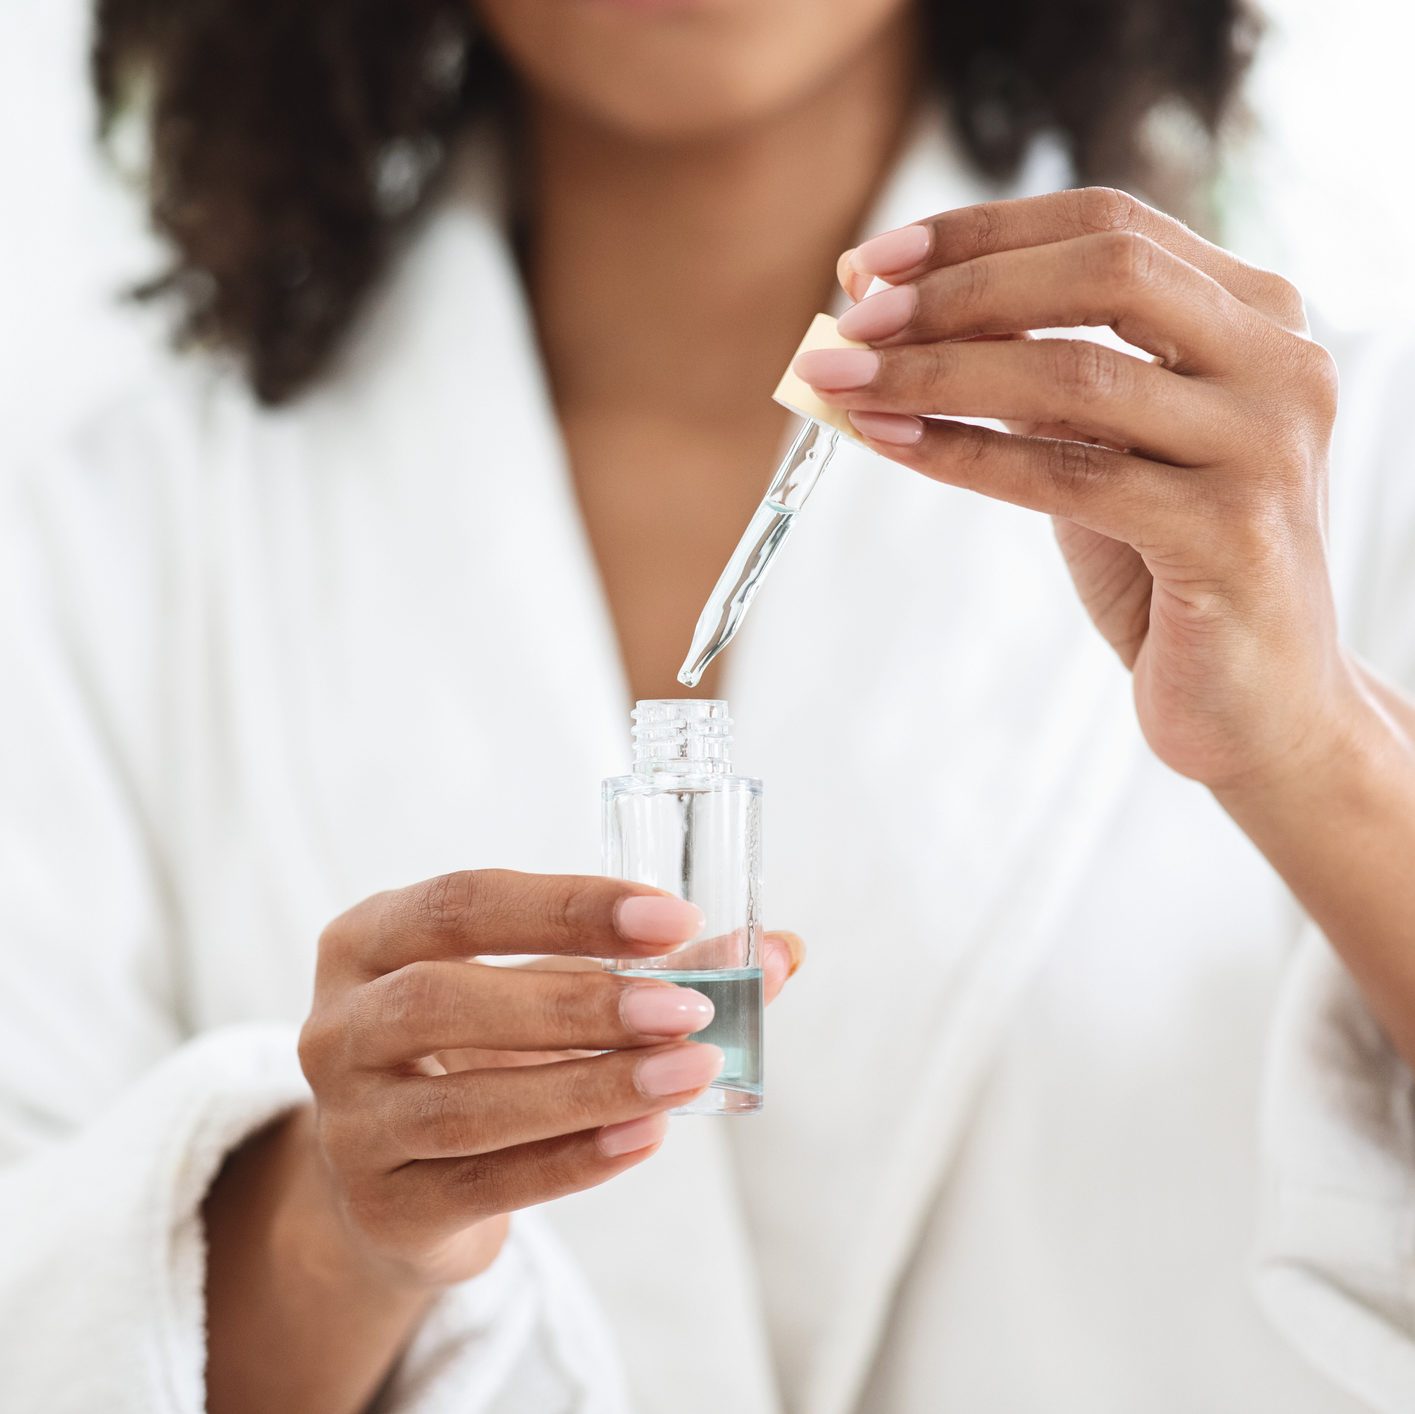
3;1;1414;1410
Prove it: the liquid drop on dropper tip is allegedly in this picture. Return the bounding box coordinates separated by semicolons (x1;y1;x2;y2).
676;651;708;689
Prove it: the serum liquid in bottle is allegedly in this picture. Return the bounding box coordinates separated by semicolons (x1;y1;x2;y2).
603;700;763;1115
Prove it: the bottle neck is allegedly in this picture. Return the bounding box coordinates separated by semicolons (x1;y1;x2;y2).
632;699;733;776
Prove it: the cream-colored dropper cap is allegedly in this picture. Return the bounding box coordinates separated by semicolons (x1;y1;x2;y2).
771;312;869;444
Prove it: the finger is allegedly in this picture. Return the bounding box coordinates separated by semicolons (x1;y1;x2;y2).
380;1041;725;1160
386;1114;670;1233
611;923;753;976
762;930;805;1004
836;233;1268;375
847;414;1196;546
348;961;715;1065
837;247;871;303
322;870;705;977
846;188;1309;331
796;336;1234;465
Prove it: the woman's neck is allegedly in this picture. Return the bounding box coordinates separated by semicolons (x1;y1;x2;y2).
522;23;922;426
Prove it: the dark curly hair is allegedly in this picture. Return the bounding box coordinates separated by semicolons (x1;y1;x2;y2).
93;1;1257;406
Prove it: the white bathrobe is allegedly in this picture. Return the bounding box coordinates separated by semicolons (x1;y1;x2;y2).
3;113;1414;1414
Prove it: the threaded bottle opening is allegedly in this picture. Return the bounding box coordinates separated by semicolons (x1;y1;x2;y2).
632;699;733;774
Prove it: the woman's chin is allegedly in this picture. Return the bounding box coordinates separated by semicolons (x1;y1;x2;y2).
522;75;806;147
476;0;914;146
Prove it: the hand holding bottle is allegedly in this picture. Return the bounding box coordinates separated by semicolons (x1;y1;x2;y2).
204;869;803;1412
291;868;801;1288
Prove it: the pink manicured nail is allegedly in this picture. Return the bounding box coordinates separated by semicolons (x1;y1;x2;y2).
597;1112;669;1158
837;248;871;303
620;984;714;1035
836;284;917;343
851;224;932;276
763;940;790;998
849;411;925;446
794;348;880;391
615;895;705;945
636;1044;725;1098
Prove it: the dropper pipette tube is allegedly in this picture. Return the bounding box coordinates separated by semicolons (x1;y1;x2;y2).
677;419;840;687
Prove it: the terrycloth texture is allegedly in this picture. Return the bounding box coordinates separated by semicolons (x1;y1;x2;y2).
2;111;1414;1412
0;1023;627;1414
1251;330;1415;1414
0;1026;306;1413
1257;936;1415;1413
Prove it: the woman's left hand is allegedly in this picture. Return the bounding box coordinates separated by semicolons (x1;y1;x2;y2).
796;187;1357;793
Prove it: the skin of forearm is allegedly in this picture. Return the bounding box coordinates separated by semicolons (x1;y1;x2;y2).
203;1105;438;1414
1358;658;1415;744
1216;669;1415;1069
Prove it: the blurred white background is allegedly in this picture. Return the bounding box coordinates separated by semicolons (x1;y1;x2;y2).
2;0;1413;461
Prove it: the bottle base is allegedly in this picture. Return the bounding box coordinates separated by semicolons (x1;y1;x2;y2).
673;1084;763;1117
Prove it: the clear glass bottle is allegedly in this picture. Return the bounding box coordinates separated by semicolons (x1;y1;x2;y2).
603;699;763;1115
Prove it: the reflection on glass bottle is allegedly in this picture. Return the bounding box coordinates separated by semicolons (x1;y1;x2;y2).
603;699;763;1115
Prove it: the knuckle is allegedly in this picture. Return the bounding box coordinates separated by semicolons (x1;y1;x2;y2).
1046;437;1107;499
922;339;961;387
446;1151;501;1211
540;1064;597;1126
316;912;356;968
319;891;395;965
297;1013;342;1086
421;870;484;934
1225;501;1294;568
376;961;442;1036
296;1018;325;1084
1253;268;1307;326
929;421;997;488
949;255;993;313
544;973;593;1037
1075;185;1138;235
1087;230;1156;290
962;202;1002;254
541;874;599;944
415;1078;482;1156
1296;338;1340;417
1051;340;1122;405
953;422;994;472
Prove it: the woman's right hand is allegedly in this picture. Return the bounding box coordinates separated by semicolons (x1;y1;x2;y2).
292;868;800;1292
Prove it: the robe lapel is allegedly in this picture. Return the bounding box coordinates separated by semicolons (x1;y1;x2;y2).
728;436;1144;1414
407;140;785;1414
721;124;1144;1413
306;113;1140;1414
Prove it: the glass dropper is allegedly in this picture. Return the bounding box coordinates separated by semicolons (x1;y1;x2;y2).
676;417;840;688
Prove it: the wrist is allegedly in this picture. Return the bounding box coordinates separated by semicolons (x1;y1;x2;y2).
1212;657;1412;823
268;1106;440;1310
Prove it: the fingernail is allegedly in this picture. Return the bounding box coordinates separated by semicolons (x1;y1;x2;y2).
849;411;925;446
763;943;790;997
794;348;879;391
597;1112;669;1158
852;224;931;276
773;930;806;979
615;895;704;945
836;284;916;343
620;984;714;1035
636;1044;725;1098
837;248;871;303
